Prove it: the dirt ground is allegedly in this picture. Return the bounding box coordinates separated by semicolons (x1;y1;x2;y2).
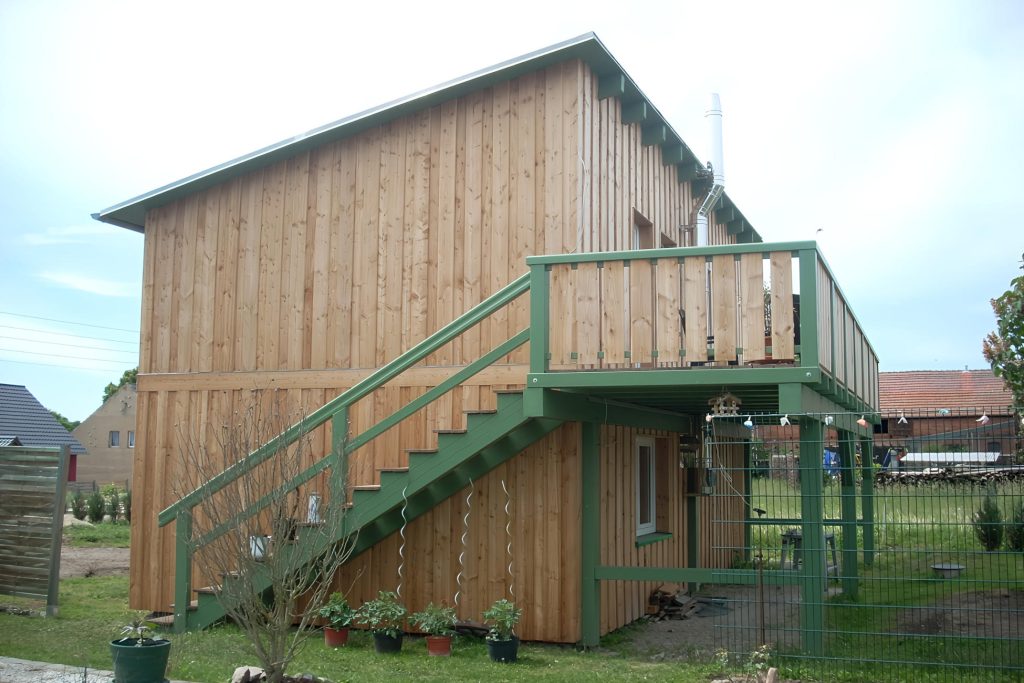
59;515;130;579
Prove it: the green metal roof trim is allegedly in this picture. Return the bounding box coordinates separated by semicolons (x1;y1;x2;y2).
94;32;760;242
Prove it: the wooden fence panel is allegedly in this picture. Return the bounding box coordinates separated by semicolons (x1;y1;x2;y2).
0;446;68;616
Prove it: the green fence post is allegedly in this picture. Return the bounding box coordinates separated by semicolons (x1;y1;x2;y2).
580;422;601;647
743;440;753;564
799;419;825;657
838;429;859;598
859;434;875;566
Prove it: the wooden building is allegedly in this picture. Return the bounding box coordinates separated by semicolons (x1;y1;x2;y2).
95;34;879;647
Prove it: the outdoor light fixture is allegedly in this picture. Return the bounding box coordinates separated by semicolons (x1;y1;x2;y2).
706;413;714;423
743;416;754;429
780;414;790;426
977;413;991;425
857;415;868;428
937;408;951;416
825;415;834;426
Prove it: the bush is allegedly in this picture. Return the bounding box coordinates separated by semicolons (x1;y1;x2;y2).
973;496;1003;551
71;491;87;520
86;491;106;523
123;488;132;523
1006;501;1024;552
106;488;121;523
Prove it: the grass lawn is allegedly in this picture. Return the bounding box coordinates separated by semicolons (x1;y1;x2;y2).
63;521;132;548
0;576;726;683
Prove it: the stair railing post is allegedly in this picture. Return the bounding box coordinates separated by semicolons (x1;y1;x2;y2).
174;507;193;633
331;407;350;509
529;262;550;375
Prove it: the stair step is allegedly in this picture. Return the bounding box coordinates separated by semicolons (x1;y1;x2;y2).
196;586;220;596
434;428;467;435
353;485;381;492
464;409;497;416
379;467;409;474
405;448;438;456
149;614;176;627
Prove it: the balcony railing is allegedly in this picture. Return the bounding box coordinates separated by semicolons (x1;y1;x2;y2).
526;241;878;410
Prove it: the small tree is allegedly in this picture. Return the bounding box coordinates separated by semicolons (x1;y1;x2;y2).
86;491;105;523
71;490;87;520
983;253;1024;410
122;488;132;523
175;391;356;683
1006;501;1024;552
973;496;1004;552
106;488;121;523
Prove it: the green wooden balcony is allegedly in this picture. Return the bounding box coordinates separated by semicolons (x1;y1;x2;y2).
525;241;878;417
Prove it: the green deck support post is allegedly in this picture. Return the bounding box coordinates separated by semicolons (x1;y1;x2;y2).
174;508;193;633
743;440;753;564
580;422;601;648
838;429;859;598
686;487;700;594
529;263;550;374
799;419;825;657
859;434;875;566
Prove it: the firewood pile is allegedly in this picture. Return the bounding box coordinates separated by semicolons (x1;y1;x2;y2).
875;466;1024;487
645;588;701;621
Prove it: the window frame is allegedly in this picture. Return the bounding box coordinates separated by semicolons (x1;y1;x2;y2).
635;436;657;537
109;430;120;448
127;430;135;448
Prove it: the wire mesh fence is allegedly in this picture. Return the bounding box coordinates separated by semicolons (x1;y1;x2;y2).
703;408;1023;682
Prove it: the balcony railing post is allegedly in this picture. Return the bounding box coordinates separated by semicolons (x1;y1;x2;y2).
529;263;550;374
797;248;819;371
331;407;349;505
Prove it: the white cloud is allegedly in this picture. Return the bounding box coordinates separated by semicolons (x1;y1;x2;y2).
39;271;136;297
23;224;123;246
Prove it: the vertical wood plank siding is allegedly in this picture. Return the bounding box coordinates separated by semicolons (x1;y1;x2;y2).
132;58;745;641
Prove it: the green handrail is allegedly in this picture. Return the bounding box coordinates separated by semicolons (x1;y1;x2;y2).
158;271;530;528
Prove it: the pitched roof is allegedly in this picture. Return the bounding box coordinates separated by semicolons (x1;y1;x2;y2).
878;370;1015;414
0;383;86;454
93;33;759;241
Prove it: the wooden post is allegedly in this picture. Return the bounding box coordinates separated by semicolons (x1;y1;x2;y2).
46;446;70;617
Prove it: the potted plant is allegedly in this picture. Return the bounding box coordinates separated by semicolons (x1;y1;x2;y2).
317;592;355;647
483;598;522;663
356;590;407;653
110;615;171;683
410;602;458;656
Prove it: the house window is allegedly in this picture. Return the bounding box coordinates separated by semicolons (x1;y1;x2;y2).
109;431;120;447
127;431;135;448
636;436;656;536
632;209;654;250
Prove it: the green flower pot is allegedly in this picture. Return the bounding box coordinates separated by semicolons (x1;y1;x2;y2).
110;638;171;683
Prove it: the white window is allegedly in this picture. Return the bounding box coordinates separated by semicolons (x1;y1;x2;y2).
636;436;656;536
109;431;120;447
127;431;135;448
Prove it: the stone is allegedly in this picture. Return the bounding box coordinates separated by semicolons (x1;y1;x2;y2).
231;666;266;683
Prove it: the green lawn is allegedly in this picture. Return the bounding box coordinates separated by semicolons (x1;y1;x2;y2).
63;521;132;548
0;577;726;683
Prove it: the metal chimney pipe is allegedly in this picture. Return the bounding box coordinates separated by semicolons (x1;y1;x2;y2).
696;93;725;247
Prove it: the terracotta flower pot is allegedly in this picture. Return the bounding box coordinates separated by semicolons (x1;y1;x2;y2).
324;626;349;647
425;634;452;657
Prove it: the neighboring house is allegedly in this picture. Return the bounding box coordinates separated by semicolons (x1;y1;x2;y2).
94;34;878;645
72;383;136;487
876;370;1018;459
0;383;86;481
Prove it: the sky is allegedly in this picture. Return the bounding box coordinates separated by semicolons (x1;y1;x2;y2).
1;0;1022;421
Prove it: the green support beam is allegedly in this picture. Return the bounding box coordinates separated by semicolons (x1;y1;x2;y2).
534;366;821;390
597;73;626;99
797;248;820;371
838;429;859;598
661;145;686;165
173;509;193;634
595;566;802;586
621;100;648;124
860;434;875;566
641;124;667;146
522;388;691;433
798;418;825;657
580;422;601;648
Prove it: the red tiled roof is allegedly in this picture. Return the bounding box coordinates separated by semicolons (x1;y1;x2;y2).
879;370;1014;413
